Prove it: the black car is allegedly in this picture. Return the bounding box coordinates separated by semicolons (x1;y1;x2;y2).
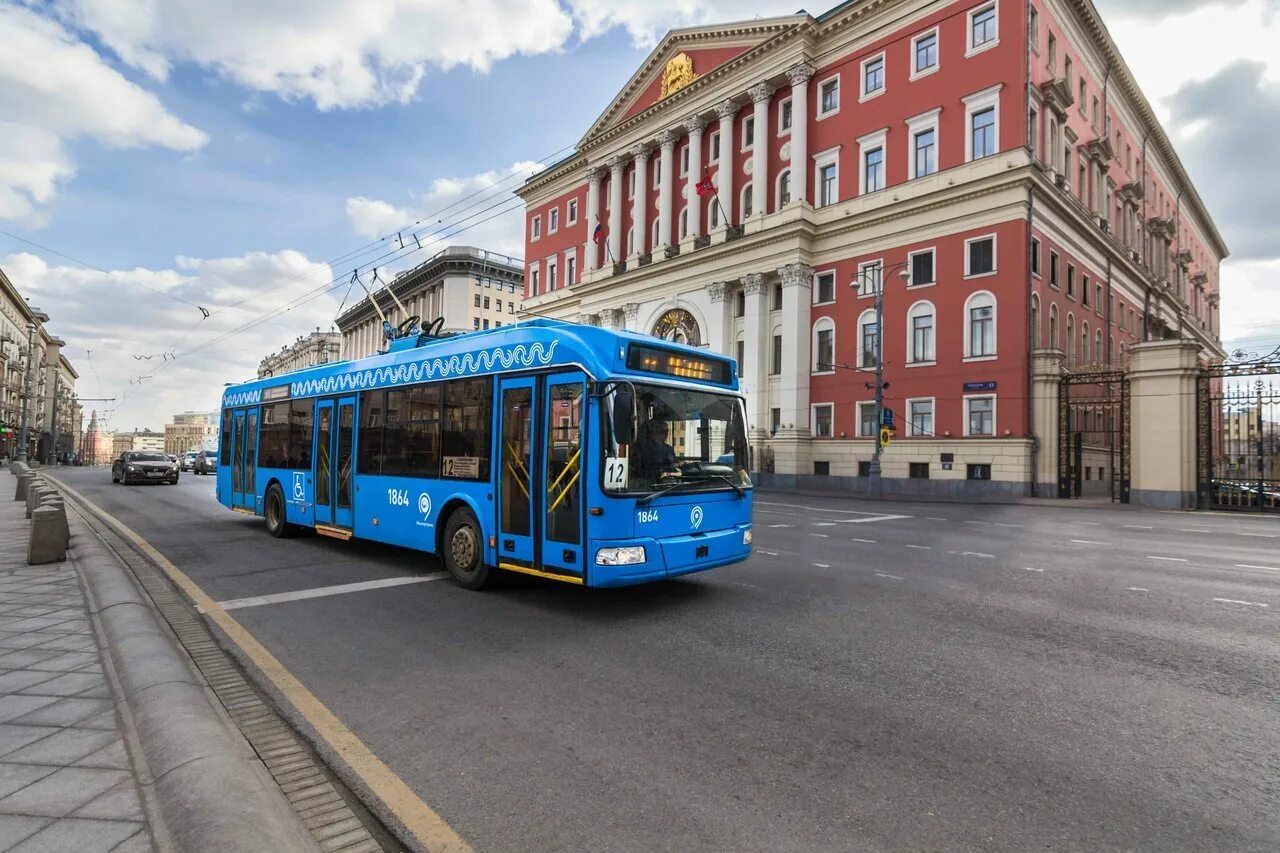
192;449;218;475
112;451;179;485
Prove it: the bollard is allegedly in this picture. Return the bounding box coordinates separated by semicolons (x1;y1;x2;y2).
15;471;32;502
26;481;51;520
39;496;70;545
28;505;68;564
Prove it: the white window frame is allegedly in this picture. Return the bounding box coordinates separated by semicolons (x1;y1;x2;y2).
907;246;937;288
652;156;661;189
812;269;837;306
813;145;841;208
857;400;878;437
679;206;689;238
966;3;1000;58
963;83;1003;162
811;402;835;438
906;397;936;437
548;206;559;234
564;247;577;287
778;96;793;136
626;228;635;256
739;182;754;218
651;218;661;250
860;51;887;102
857;308;879;369
910;26;941;80
709;129;721;164
531;215;541;241
906;299;937;365
680;145;690;176
857;258;884;299
529;265;540;295
566;198;578;225
546;256;558;291
857;128;888;196
1031;237;1042;278
963;290;998;361
741;116;755;151
963;394;997;437
816;73;841;120
776;168;792;208
811;318;836;375
709;196;720;229
963;233;998;278
905;107;941;179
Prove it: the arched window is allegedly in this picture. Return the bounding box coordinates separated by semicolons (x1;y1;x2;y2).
963;291;997;358
709;196;720;229
1049;304;1058;350
1097;331;1104;365
1119;341;1126;364
777;169;792;208
1082;321;1090;363
857;308;879;368
907;300;935;363
651;308;702;346
1031;294;1041;349
741;183;754;218
812;317;835;373
1066;313;1075;364
651;218;660;250
679;207;689;239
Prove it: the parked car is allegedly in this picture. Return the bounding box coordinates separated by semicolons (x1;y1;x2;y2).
180;451;198;471
192;449;218;475
112;451;179;485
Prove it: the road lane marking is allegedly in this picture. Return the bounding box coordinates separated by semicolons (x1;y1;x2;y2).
1070;539;1107;545
48;478;472;852
809;533;829;538
759;550;780;556
828;515;911;524
874;573;904;580
965;520;990;525
1238;532;1277;538
1023;567;1044;573
925;517;948;521
1076;521;1102;526
1212;598;1269;608
1146;556;1188;563
960;551;994;558
813;563;831;568
757;501;912;518
215;575;449;611
849;538;877;544
767;524;793;528
1124;525;1154;530
904;544;931;550
1236;564;1280;571
1127;587;1149;592
812;522;837;527
1176;528;1212;533
991;522;1022;528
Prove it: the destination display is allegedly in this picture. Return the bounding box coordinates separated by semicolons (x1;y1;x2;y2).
626;344;732;385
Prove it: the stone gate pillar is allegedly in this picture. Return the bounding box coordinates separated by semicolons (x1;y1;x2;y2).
1129;339;1201;508
1030;348;1064;496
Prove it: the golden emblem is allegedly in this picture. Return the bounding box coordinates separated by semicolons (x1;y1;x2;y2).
660;52;698;99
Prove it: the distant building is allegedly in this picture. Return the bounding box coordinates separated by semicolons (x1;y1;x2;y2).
112;430;165;455
337;246;523;360
164;411;218;454
257;329;342;378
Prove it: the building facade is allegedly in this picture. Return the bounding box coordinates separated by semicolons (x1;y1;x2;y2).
112;430;165;456
517;0;1226;497
164;411;218;454
337;246;523;360
258;330;342;378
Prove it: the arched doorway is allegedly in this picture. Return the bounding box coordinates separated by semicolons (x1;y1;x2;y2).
651;308;702;346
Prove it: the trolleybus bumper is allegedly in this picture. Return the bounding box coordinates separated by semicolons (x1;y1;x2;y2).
589;523;752;587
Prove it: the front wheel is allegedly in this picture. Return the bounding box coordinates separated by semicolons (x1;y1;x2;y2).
442;507;493;590
264;484;295;538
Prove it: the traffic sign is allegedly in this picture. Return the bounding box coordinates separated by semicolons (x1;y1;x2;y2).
879;427;892;447
881;408;895;428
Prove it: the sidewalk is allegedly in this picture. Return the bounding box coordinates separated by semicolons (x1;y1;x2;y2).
0;488;154;850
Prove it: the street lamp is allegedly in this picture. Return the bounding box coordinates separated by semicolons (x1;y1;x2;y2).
851;261;912;498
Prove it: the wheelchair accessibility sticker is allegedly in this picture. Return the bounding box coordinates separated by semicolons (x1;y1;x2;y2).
292;472;305;502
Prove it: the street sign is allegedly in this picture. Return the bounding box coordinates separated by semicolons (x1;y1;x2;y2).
963;381;997;392
879;427;892;447
881;408;895;428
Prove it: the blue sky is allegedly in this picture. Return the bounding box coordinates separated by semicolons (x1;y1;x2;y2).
2;0;1277;431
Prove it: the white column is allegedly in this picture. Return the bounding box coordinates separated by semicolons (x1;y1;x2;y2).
748;83;773;217
706;282;728;354
585;167;602;270
657;130;676;251
607;156;624;266
714;99;737;229
630;143;650;258
741;273;768;442
622;303;639;331
684;115;706;238
777;263;813;437
787;61;815;207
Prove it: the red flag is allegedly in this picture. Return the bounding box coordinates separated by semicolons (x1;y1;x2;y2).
695;170;715;197
592;220;605;243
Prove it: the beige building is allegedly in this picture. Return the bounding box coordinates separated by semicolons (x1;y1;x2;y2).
164;411;218;454
258;330;342;378
112;430;165;456
337;246;523;360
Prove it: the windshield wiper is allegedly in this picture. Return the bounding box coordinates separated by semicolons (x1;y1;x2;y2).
635;474;745;505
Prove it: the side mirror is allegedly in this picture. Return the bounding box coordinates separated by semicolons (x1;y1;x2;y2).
613;385;636;445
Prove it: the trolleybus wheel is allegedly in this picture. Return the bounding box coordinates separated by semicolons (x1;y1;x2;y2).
442;507;492;590
264;483;295;539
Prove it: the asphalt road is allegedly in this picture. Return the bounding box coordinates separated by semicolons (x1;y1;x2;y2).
51;467;1280;851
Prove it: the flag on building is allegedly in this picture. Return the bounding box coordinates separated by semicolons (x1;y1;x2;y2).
695;170;715;197
592;219;605;243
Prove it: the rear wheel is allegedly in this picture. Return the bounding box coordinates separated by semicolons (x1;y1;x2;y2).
264;483;294;538
441;507;492;590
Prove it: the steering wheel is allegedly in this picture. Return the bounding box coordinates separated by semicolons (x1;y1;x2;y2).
396;315;421;337
424;316;445;337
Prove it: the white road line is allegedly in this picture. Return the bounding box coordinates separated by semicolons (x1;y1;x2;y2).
216;574;449;611
1070;539;1108;545
1127;587;1149;592
965;520;990;525
1235;564;1280;572
874;572;904;580
1023;567;1044;573
1124;525;1154;530
1238;532;1277;538
925;517;949;521
849;538;877;544
768;524;793;528
813;563;831;568
756;501;912;518
759;550;780;557
991;522;1023;528
1212;598;1269;608
810;533;829;538
1176;528;1212;533
960;551;995;558
1147;556;1188;562
828;514;911;524
904;544;931;550
1076;521;1103;526
812;522;838;527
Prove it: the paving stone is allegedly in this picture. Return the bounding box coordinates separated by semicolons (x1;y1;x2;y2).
5;727;118;766
0;761;59;799
0;670;61;694
17;672;102;698
109;828;155;853
73;739;130;771
0;814;50;849
26;652;99;673
32;618;90;635
0;618;67;634
72;779;145;822
0;649;66;669
10;815;145;853
9;698;110;728
74;709;119;731
0;695;59;724
29;635;94;653
0;766;128;817
0;724;61;759
0;635;50;651
72;683;111;700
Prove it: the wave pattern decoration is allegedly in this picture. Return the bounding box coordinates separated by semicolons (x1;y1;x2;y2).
289;341;560;398
223;389;262;407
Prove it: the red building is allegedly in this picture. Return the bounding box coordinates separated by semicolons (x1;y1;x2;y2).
518;0;1226;498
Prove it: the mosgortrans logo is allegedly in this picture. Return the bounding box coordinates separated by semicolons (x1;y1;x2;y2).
690;506;703;530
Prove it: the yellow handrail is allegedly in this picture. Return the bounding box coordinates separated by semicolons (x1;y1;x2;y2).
549;469;580;512
546;448;581;494
505;461;530;499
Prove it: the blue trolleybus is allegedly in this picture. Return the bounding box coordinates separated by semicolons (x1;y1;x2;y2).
215;319;752;588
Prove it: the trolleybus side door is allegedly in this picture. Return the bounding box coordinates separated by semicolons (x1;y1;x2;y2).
232;408;256;510
539;373;585;575
313;398;335;526
333;396;356;529
496;377;536;565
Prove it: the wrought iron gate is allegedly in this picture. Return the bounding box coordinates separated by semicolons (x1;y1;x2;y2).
1197;346;1280;512
1058;367;1130;502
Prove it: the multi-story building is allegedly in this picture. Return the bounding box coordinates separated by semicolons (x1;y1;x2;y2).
258;330;342;378
517;0;1226;496
337;246;523;360
164;411;218;454
112;430;165;456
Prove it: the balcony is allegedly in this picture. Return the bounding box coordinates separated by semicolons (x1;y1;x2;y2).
1146;216;1174;238
1085;136;1114;165
1040;77;1074;119
1118;181;1144;202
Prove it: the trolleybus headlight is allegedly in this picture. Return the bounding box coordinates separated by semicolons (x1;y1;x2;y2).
742;529;752;545
596;546;646;566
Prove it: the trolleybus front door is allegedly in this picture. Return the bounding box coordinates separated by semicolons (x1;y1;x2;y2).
231;409;255;510
497;377;536;565
540;373;585;574
314;396;355;530
333;397;356;529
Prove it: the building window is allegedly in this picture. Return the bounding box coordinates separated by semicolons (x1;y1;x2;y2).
709;130;721;164
966;292;997;357
1067;263;1076;298
1095;283;1103;312
777;169;792;207
627;227;635;255
858;260;883;297
862;54;885;99
770;333;783;375
814;271;836;305
967;396;995;436
813;322;834;372
863;146;884;194
548;208;559;233
813;404;833;438
567;199;578;224
819;77;840;116
770;408;781;435
652;157;661;189
818;162;838;207
680;145;690;175
909;399;934;437
913;129;936;178
531;215;541;240
1049;304;1058;349
473;317;480;329
566;256;576;286
1030;238;1042;277
741;184;753;218
709;199;720;229
971;107;996;159
482;319;489;330
1048;33;1057;73
679;207;689;238
483;296;490;309
965;235;996;277
963;85;1002;162
1030;5;1039;44
967;463;992;480
1049;251;1060;288
651;218;660;249
858;403;877;438
742;116;755;150
627;170;635;198
909;248;935;286
909;462;930;479
1082;274;1090;306
772;283;783;311
908;301;935;363
912;29;939;77
736;337;745;378
968;4;999;55
857;460;872;476
779;97;793;134
474;293;481;308
547;259;557;291
734;289;745;317
859;310;879;368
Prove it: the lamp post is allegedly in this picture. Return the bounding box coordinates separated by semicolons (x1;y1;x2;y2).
850;262;912;498
15;322;35;464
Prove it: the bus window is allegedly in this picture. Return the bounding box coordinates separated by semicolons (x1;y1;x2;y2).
220;410;232;466
337;402;354;508
245;409;258;487
316;405;331;506
442;377;492;479
358;390;387;474
546;383;582;544
500;385;532;536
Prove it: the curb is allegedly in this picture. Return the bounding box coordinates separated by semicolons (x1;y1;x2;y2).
60;490;321;852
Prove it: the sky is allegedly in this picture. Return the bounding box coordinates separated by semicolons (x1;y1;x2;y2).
1;0;1277;434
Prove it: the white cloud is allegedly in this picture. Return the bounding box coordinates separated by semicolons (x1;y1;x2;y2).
0;4;206;225
566;0;801;47
4;249;336;431
1219;258;1280;346
346;161;542;261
